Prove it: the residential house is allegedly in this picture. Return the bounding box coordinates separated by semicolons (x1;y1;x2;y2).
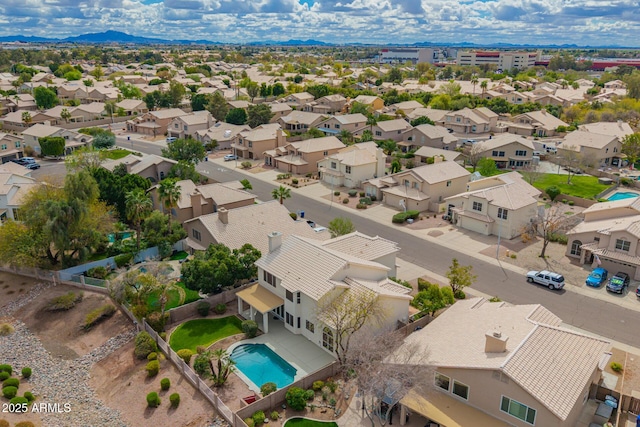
397;297;611;427
404;108;451;123
413;146;463;165
363;162;470;212
167;111;215;140
57;84;89;102
73;102;106;122
445;172;540;239
267;102;293;123
102;154;177;183
195;122;251;150
559;130;621;167
21;124;91;155
283;92;315;108
149;179;255;224
579;121;634;142
239;230;410;340
440;107;498;135
386;100;424;116
317;114;368;136
115;99;148;116
566;197;640;279
510;110;568;137
183;200;329;253
277;111;327;133
0;169;40;223
351;95;384;111
0;110;58;131
227;100;252;110
265;136;345;175
86;86;120;103
474;134;536;169
401;124;458;151
317;142;385;188
303;94;347;114
0;133;24;164
604;80;626;90
232;123;286;160
364;119;412;142
126;108;187;137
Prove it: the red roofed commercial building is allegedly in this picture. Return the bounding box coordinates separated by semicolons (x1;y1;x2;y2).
457;50;540;70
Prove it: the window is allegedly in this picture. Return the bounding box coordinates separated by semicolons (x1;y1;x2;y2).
0;144;6;150
446;180;452;187
472;201;482;212
175;123;179;128
285;312;293;326
286;290;293;302
331;162;337;169
492;150;499;156
375;131;382;137
515;150;527;156
501;396;536;425
306;320;315;333
296;292;301;304
335;124;340;129
248;141;253;148
434;373;450;391
498;151;505;157
263;271;276;287
497;208;508;220
570;240;582;256
297;317;300;328
471;125;476;132
616;239;631;252
192;229;201;241
322;327;334;352
452;381;469;400
412;182;418;189
323;151;328;156
184;125;188;131
345;166;351;174
14;141;20;148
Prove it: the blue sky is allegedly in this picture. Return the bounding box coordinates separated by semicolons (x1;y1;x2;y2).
0;0;639;46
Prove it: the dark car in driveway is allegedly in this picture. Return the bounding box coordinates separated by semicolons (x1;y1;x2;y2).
607;272;630;294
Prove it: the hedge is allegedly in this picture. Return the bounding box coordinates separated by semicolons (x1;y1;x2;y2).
170;393;180;407
392;210;420;223
146;392;161;408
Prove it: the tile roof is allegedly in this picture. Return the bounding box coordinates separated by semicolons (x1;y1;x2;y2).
240;123;281;141
413;146;462;162
446;172;540;210
129;154;177;175
289;136;344;153
21;123;60;138
562;130;618;150
323;144;379;166
279;110;326;126
196;182;255;206
397;161;470;184
150;108;187;119
322;231;399;261
477;134;535;151
376;119;412;132
332;113;368;125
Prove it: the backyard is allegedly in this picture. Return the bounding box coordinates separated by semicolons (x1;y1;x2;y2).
104;148;133;160
284;419;338;427
169;316;243;352
146;281;201;311
530;173;610;199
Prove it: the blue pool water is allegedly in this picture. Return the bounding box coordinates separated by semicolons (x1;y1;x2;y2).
607;191;640;201
107;231;134;243
231;344;296;389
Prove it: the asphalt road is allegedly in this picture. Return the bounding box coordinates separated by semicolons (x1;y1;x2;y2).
118;137;640;348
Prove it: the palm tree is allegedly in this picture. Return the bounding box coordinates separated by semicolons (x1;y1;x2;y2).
60;108;71;123
208;349;236;387
104;101;116;123
380;140;397;156
21;111;32;127
480;80;488;96
271;185;291;205
125;189;153;252
339;129;354;145
471;75;479;95
158;178;181;234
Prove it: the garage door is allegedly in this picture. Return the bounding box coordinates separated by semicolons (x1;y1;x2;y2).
600;259;638;280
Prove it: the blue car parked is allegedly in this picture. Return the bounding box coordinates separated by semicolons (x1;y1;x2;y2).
586;267;608;287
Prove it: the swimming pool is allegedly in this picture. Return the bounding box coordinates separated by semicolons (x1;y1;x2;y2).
231;343;296;389
607;191;640;201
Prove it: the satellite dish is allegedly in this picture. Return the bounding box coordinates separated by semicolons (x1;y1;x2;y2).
224;130;232;137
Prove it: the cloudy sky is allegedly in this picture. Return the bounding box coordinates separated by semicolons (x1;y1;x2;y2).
0;0;639;46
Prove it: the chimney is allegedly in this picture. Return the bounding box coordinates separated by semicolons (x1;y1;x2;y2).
276;128;285;147
485;330;508;353
218;207;229;224
190;192;202;218
268;231;282;253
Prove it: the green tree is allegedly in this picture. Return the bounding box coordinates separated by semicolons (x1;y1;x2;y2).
272;82;285;97
339;129;354;145
410;116;435;127
39;136;66;157
168;80;186;108
21;111;32;127
90;64;104;81
205;92;229;121
545;186;561;202
480;80;488;95
471;74;479;95
142;210;185;250
60;108;72;123
161;138;206;164
445;258;476;296
158;178;181;235
328;217;355;238
246;104;274;128
225;108;247;125
477;157;498;176
350;102;369;115
208;349;236;387
93;132;116;149
622;133;640;167
33;86;58;109
626;73;640;100
390;159;402;174
240;179;252;190
271;186;291;204
360;129;373;142
386;67;403;84
246;81;259;102
191;93;208;111
125;189;153;252
168;161;202;182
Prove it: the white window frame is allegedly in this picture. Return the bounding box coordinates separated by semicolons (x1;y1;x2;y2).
500;395;536;425
616;239;630;252
472;201;482;212
452;380;469;400
434;372;450;391
497;207;508;220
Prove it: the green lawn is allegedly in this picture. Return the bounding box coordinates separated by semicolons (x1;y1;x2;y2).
465;167;510;177
105;149;132;160
169;316;243;352
170;251;189;261
146;281;201;311
528;173;610;200
284;419;338;427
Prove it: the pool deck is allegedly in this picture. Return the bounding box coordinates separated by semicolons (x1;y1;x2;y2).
227;320;336;393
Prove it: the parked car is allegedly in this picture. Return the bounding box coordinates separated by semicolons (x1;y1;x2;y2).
606;272;630;294
526;270;565;290
166;137;177;143
11;158;40;169
586;267;608;287
223;154;238;161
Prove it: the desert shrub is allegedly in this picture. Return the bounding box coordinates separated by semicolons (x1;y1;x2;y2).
147;352;158;361
322;391;328;401
291;178;299;185
0;372;8;381
9;397;28;410
289;212;298;220
24;391;34;402
252;410;266;425
562;198;568;204
160;378;171;391
214;303;227;314
21;367;31;379
0;420;8;427
196;301;210;317
169;392;180;407
359;197;372;205
611;362;623;373
305;389;315;400
356;203;367;209
146;360;160;377
0;323;14;336
134;331;158;359
260;382;277;396
146;391;161;408
146;311;169;333
0;364;10;375
454;290;466;299
348;189;358;197
329;397;337;407
312;380;325;391
327;380;338;393
549;233;568;245
244;419;255;427
196;345;206;354
285;387;307;411
241;161;252;169
15;422;35;427
84;304;116;330
370;195;377;201
510;253;517;259
242;319;258;338
114;253;133;268
568;200;575;206
270;411;279;421
3;378;19;389
359;192;365;197
45;291;83;311
2;386;17;399
193;353;211;377
342;198;349;204
392;213;407;223
334;191;340;196
489;296;502;302
87;266;108;279
177;349;193;364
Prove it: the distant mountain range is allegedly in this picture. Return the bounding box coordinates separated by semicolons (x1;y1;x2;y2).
0;30;629;49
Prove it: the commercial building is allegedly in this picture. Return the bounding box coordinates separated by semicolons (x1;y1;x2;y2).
456;51;540;70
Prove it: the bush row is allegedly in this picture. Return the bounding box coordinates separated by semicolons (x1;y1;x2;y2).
392;210;420;224
84;304;116;330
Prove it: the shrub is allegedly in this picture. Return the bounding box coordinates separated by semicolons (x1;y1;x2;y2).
545;186;561;202
24;391;34;402
252;410;266;425
306;173;313;178
285;387;307;411
244;419;255;427
3;378;19;388
170;392;180;407
241;161;252;169
342;198;349;204
114;253;133;268
621;177;634;187
291;178;299;185
359;197;372;205
0;364;11;374
440;287;455;305
0;420;8;427
146;391;161;408
134;331;158;360
356;203;367;209
370;195;377;201
193;353;211;377
177;349;193;364
147;352;158;361
146;311;169;333
242;319;258;338
0;323;14;336
322;391;328;401
15;422;35;427
510;253;517;259
327;380;338;393
45;291;83;311
21;367;31;379
196;301;210;317
214;303;227;314
196;345;206;354
454;290;466;300
87;266;108;279
146;360;160;377
270;411;279;421
489;296;502;302
329;397;337;407
0;372;8;381
260;382;277;396
561;199;568;204
160;378;171;391
305;389;315;400
2;386;17;399
159;332;167;341
289;212;298;220
611;362;623;373
312;380;325;391
334;191;340;196
84;304;116;330
359;192;365;197
9;397;28;411
348;189;358;197
568;200;574;206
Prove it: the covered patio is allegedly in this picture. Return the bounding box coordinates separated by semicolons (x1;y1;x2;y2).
236;283;284;333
